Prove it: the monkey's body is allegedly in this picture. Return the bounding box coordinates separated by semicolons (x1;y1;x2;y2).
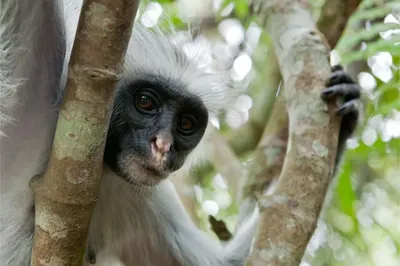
0;0;360;265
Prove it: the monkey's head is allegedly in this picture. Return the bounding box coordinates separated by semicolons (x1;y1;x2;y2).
105;76;209;186
104;27;235;186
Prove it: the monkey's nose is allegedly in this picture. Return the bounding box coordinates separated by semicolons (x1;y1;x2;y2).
150;133;173;169
155;137;171;153
151;133;173;155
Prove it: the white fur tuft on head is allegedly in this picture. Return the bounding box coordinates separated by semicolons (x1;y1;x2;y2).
122;25;238;117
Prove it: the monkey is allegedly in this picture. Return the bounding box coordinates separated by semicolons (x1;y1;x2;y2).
0;0;360;265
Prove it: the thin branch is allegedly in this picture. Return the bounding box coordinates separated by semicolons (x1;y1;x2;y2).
237;93;288;222
209;127;245;200
30;1;139;265
227;47;282;156
208;215;233;241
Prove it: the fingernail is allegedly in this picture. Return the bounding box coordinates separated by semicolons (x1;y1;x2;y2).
322;89;334;96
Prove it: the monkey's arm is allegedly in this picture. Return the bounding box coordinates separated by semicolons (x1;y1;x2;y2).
154;180;257;266
0;0;65;177
0;0;65;144
0;0;65;264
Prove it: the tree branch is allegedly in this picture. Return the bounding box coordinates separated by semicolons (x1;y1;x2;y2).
236;93;288;229
246;0;342;264
209;127;245;200
227;47;282;156
317;0;362;48
239;0;360;215
30;1;139;265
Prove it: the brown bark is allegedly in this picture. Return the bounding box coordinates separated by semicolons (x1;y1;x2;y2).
241;0;363;192
30;1;139;265
317;0;362;48
240;0;363;205
246;0;342;265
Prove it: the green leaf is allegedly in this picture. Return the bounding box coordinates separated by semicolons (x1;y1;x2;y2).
375;97;400;115
219;0;233;12
335;160;357;223
337;23;399;52
234;0;249;19
348;4;394;27
340;35;400;64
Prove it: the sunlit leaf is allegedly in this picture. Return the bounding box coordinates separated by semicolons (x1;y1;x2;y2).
234;0;249;19
337;23;399;52
340;35;400;64
335;160;358;223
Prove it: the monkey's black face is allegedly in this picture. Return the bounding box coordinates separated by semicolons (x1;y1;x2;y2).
104;77;208;186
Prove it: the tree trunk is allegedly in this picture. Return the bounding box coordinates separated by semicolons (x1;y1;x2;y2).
30;1;140;265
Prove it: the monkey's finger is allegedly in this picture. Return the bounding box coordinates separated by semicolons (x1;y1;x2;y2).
330;64;344;73
336;99;360;117
325;71;355;87
321;84;360;101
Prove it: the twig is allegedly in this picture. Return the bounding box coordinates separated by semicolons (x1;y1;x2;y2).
209;127;245;200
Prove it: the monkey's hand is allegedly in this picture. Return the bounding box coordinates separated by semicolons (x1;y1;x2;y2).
321;65;361;157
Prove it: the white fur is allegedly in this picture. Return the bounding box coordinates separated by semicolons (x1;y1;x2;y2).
0;0;255;265
0;0;65;264
87;167;250;266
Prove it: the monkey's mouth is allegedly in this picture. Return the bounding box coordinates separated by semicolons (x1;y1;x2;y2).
119;164;167;186
116;149;172;186
118;160;170;186
143;165;163;176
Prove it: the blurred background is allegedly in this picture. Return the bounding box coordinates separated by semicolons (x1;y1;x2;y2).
137;0;399;265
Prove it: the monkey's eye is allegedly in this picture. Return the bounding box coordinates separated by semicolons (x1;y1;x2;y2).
177;114;198;135
135;91;158;114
